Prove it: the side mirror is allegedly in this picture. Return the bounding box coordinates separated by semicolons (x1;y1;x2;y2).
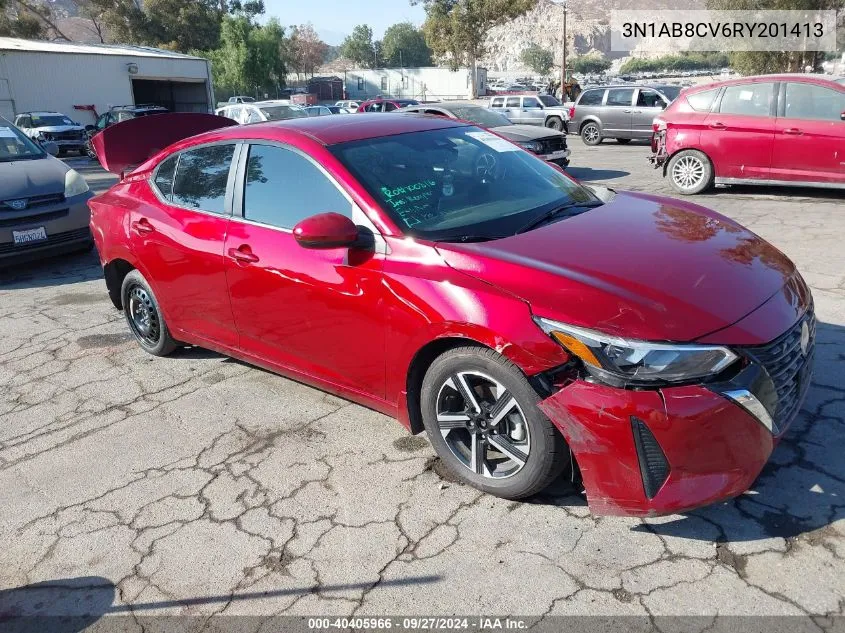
293;212;359;249
43;141;59;156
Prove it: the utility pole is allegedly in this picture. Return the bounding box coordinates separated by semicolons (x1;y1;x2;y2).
399;49;403;68
561;0;568;99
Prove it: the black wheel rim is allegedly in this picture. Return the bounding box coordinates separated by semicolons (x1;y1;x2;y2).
126;285;161;346
435;371;530;479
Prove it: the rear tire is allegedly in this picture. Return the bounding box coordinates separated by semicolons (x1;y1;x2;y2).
580;122;602;146
420;346;569;499
121;269;178;356
667;149;713;195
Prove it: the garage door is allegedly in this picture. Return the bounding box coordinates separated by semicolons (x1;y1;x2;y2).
0;78;15;120
131;79;209;113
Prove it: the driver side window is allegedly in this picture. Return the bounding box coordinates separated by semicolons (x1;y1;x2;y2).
637;90;664;108
96;114;110;129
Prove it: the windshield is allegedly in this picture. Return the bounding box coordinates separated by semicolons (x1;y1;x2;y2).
330;126;595;241
657;86;681;101
538;95;561;107
0;122;45;161
260;105;307;120
30;114;76;127
446;106;512;128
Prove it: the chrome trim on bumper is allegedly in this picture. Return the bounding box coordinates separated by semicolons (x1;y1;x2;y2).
722;389;776;434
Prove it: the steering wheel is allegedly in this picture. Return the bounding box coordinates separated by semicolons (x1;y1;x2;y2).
475;152;498;179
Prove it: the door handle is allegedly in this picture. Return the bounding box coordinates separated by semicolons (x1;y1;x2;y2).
131;218;154;235
708;122;726;129
632;109;642;113
228;246;259;264
623;109;632;113
782;128;803;135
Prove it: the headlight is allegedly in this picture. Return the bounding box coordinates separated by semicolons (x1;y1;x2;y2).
64;169;90;197
517;141;543;153
534;317;738;385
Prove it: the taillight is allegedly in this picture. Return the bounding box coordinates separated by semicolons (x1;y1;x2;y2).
568;106;575;119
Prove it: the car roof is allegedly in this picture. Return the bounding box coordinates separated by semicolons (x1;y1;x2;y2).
685;74;845;92
209;111;467;145
19;111;67;116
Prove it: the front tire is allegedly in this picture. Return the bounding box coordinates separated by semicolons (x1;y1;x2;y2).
667;149;713;195
121;269;178;356
545;117;564;132
420;346;568;499
580;122;602;146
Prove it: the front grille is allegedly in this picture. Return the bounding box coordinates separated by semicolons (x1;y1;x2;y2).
45;131;85;141
1;193;65;211
0;209;69;227
741;308;815;434
631;417;670;499
0;227;90;256
540;135;567;153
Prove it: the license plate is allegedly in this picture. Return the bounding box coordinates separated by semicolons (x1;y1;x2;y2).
547;150;570;160
12;227;48;245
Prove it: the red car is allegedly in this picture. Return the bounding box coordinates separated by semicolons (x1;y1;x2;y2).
89;112;814;516
651;74;845;194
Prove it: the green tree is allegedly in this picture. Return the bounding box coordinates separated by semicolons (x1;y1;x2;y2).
572;52;611;74
340;24;377;68
381;21;432;67
205;15;286;98
415;0;537;98
520;43;554;74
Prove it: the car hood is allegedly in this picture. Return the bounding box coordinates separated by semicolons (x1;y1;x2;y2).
0;156;68;199
32;125;85;133
435;191;795;342
492;125;565;141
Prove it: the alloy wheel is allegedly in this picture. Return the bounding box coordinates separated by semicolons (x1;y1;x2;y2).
435;371;530;479
671;155;706;191
127;285;161;346
582;124;600;144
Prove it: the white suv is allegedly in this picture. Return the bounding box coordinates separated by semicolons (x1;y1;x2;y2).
14;111;87;156
215;101;307;124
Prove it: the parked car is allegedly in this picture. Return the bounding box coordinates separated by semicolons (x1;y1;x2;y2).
650;74;845;194
357;98;420;112
334;100;359;112
396;103;570;167
14;111;87;156
0;116;93;265
303;105;333;117
89;112;814;515
215;102;308;124
569;85;681;145
85;105;169;159
488;94;570;132
327;106;352;114
228;96;256;104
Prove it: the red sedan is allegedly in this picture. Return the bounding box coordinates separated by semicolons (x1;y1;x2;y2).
89;112;814;516
651;74;845;194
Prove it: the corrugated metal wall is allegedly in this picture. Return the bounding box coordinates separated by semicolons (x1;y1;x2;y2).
0;50;212;124
345;67;488;101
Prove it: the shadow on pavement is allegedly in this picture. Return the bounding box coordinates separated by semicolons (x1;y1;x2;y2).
0;574;441;631
636;320;845;543
0;250;101;290
567;167;630;182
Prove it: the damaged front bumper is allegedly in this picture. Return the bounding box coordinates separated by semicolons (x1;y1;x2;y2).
537;378;779;516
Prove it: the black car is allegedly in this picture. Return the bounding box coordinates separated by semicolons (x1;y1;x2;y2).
85;105;169;159
395;103;571;167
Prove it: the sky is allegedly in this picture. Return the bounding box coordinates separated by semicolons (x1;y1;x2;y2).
263;0;427;45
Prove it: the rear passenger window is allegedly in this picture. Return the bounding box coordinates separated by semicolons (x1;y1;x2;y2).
606;89;634;106
153;154;178;201
578;90;603;106
172;144;236;214
243;144;351;229
506;97;520;107
686;88;719;112
719;83;775;117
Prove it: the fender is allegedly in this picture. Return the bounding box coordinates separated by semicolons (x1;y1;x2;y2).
92;113;237;175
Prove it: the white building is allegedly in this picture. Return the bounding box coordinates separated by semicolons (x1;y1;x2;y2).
0;38;214;124
343;66;488;101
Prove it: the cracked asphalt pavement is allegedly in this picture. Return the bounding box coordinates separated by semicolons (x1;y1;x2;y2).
0;148;843;624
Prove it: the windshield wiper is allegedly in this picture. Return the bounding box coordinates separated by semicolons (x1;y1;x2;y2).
433;234;509;243
515;200;604;235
